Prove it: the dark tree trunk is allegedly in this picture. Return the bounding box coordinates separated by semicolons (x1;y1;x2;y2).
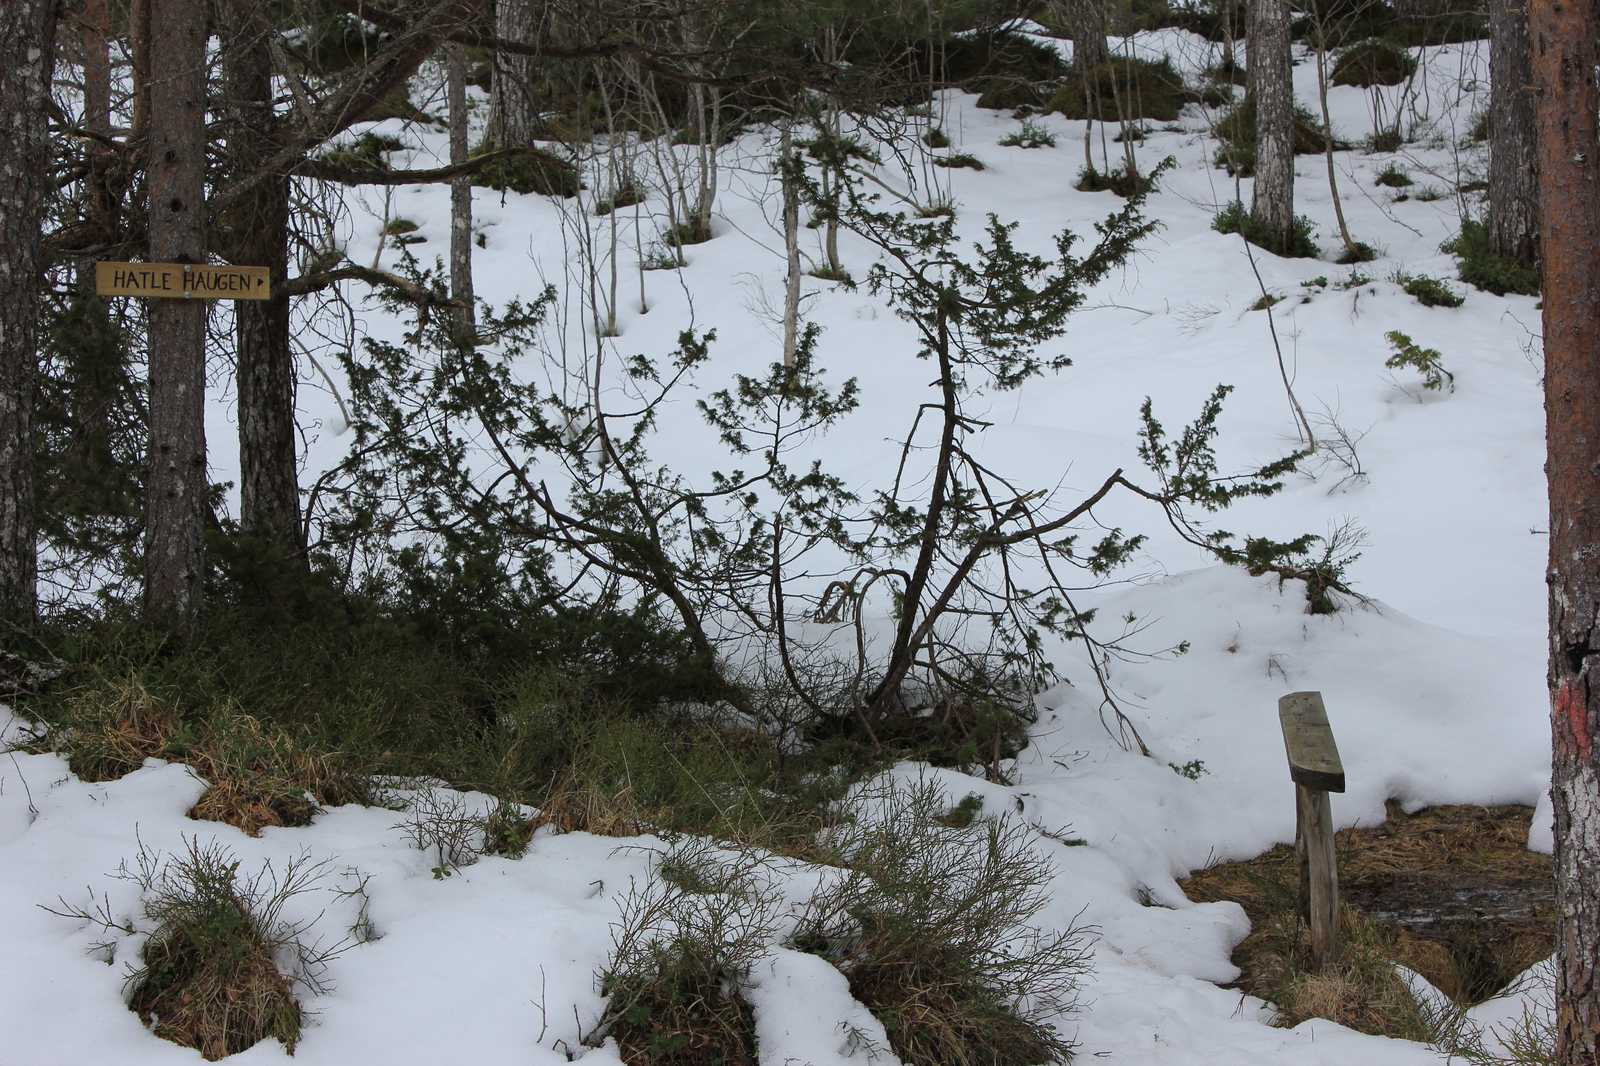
1249;0;1295;254
1062;0;1109;68
0;0;58;628
1489;0;1539;267
1532;0;1600;1058
143;0;209;631
489;0;538;147
223;4;302;570
448;41;476;338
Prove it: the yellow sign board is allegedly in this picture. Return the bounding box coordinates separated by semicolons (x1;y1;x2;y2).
95;261;271;301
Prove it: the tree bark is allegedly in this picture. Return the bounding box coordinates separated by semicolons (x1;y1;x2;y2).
1532;0;1600;1057
1060;0;1109;69
0;0;58;628
489;0;538;147
448;41;476;338
1249;0;1296;254
1489;0;1539;267
780;124;801;369
224;3;303;572
143;0;209;631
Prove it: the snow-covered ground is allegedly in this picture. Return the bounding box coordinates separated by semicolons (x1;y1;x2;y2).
1;29;1553;1065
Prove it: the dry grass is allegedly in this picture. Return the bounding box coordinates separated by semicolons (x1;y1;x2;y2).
1181;802;1553;1037
27;676;368;836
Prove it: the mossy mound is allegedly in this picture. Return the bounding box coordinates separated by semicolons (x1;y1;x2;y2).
1049;56;1193;122
1331;38;1417;88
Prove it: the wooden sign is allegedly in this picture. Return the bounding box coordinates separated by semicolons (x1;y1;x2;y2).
95;261;271;301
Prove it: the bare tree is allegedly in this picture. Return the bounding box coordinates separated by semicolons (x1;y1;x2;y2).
1532;0;1600;1058
0;0;58;628
143;0;210;629
1488;0;1538;267
1249;0;1296;254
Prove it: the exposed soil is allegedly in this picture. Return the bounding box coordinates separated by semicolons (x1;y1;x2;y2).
1181;802;1553;1005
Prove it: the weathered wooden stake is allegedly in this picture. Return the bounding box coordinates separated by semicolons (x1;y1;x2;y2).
1279;690;1345;968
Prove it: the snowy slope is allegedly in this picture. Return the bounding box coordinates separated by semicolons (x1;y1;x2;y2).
3;29;1552;1066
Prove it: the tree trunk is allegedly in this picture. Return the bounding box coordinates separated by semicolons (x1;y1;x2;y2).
143;0;209;631
1532;0;1600;1057
1489;0;1539;267
1250;0;1296;254
448;41;476;339
0;0;58;628
1062;0;1109;69
224;3;303;574
780;125;801;368
489;0;538;147
130;0;151;139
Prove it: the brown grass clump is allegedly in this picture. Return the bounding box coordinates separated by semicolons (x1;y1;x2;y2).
792;778;1091;1065
1181;802;1553;1038
595;842;776;1066
49;676;181;782
113;838;339;1060
186;707;367;836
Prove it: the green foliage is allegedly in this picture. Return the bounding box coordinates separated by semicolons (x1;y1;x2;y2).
1212;200;1320;258
1367;127;1405;152
999;119;1056;148
1211;94;1332;176
1169;758;1209;779
1076;163;1155;197
922;126;951;148
1375;162;1412;187
1135;388;1361;613
1441;219;1540;296
792;778;1093;1066
1385;330;1455;393
1049;55;1191;122
1398;273;1464;308
1337;241;1378;264
468;145;580;197
931;151;986;170
1331;38;1417;87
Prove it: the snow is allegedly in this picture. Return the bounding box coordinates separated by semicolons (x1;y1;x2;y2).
4;29;1554;1066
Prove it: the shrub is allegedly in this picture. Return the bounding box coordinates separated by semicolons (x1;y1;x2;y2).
595;183;646;216
931;151;986;170
1212;95;1331;176
1375;162;1412;188
1212;199;1319;258
1399;273;1464;308
1441;219;1540;296
595;842;779;1065
1367;127;1405;152
999;119;1056;148
1336;241;1378;264
923;126;951;148
45;838;341;1060
1386;330;1455;393
1331;39;1417;87
1076;162;1155;197
791;777;1094;1066
469;145;580;197
1049;55;1191;122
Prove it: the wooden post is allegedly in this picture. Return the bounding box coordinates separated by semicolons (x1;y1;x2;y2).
1279;691;1345;968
